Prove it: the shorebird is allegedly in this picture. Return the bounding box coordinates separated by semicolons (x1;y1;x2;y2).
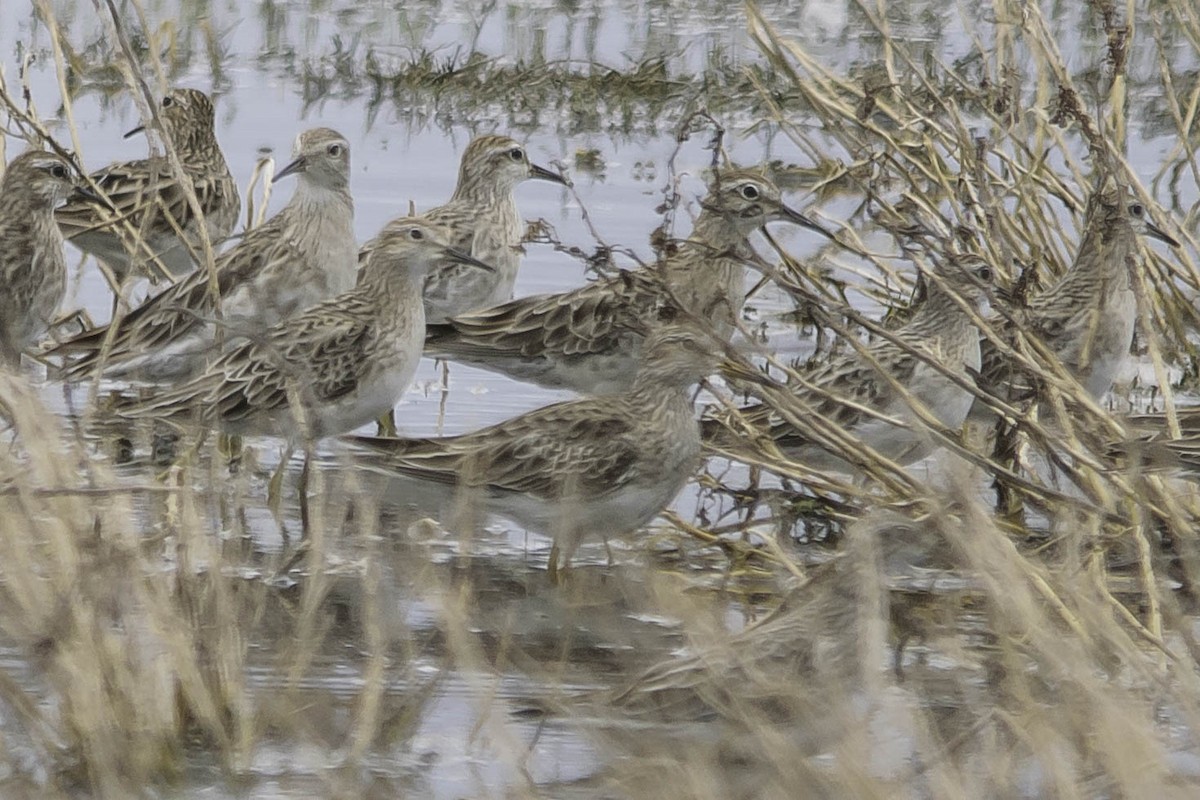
971;176;1179;420
56;87;239;284
601;509;956;723
424;169;836;394
707;253;995;473
346;322;718;579
0;151;98;368
360;134;567;324
50;127;357;383
118;217;490;439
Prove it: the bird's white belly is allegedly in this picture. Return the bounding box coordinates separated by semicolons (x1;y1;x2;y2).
491;475;689;555
1081;350;1130;400
474;349;639;395
316;358;420;438
790;357;975;473
1066;288;1136;399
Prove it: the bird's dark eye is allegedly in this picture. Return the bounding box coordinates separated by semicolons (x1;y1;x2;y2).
328;143;343;157
977;266;993;283
1129;202;1145;217
50;164;67;179
161;95;174;108
509;148;524;161
740;184;760;200
409;228;424;241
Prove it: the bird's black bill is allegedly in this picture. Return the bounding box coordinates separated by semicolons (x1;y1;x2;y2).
273;156;307;183
530;162;568;185
72;185;114;210
445;247;495;271
1145;221;1182;248
778;202;840;245
718;357;775;388
123;124;146;139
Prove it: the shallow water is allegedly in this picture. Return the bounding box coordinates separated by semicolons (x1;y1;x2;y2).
3;0;1199;796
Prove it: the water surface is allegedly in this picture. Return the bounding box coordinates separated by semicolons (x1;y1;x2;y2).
1;1;1197;796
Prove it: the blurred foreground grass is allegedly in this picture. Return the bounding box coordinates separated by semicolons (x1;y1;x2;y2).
2;0;1200;797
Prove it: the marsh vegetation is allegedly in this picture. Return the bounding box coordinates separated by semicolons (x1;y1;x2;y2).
1;0;1200;797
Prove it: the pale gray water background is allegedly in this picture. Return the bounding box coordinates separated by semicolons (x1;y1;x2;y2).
2;1;1199;796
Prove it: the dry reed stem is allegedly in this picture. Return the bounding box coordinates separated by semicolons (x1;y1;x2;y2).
2;0;1200;795
737;2;1195;519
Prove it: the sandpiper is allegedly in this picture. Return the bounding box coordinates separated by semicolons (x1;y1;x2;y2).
55;88;240;284
602;509;956;723
0;151;97;368
707;253;995;472
118;217;490;438
50;127;358;383
346;322;717;579
971;176;1179;420
1103;403;1200;474
360;134;567;324
425;169;836;394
